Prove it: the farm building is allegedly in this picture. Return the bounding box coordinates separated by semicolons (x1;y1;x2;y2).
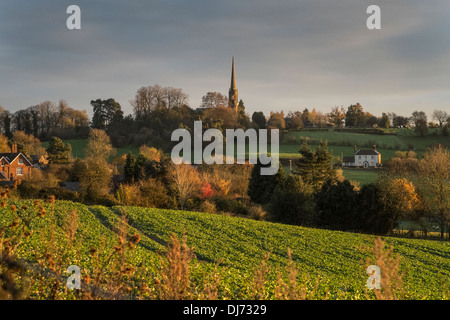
343;145;381;168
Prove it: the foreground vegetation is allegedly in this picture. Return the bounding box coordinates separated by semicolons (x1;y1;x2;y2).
1;199;448;300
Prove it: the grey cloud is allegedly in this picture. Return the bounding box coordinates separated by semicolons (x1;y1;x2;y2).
0;0;449;117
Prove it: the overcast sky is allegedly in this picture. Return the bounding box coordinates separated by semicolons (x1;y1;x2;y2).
1;0;449;119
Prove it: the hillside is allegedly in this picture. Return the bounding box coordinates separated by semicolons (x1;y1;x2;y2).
1;200;448;300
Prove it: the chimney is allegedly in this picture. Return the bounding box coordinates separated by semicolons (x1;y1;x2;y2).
354;145;357;153
373;145;377;151
11;143;17;153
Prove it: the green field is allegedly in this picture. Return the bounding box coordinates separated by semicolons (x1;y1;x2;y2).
283;129;449;160
42;139;140;160
3;200;449;300
341;168;379;185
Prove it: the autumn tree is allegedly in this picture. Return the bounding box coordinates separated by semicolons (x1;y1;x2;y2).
286;111;303;130
79;157;113;200
80;129;115;199
201;106;237;131
328;106;346;128
85;129;116;161
168;164;202;210
267;111;285;130
377;175;421;233
11;131;46;156
418;145;450;238
139;145;163;162
0;133;10;153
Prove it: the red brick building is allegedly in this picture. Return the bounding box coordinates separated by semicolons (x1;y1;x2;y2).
0;143;33;181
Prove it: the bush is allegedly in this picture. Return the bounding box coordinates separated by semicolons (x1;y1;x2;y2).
268;175;315;226
247;204;267;221
314;179;359;231
198;200;217;214
211;196;248;216
247;161;285;205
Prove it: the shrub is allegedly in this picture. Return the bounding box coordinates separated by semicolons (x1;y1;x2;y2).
315;179;359;231
247;204;267;221
198;200;217;214
211;196;248;216
268;175;315;226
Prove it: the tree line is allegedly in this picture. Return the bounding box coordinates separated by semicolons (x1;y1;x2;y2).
2;85;447;153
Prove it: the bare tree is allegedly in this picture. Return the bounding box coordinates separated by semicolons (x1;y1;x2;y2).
131;84;189;117
164;87;189;109
432;109;449;128
200;92;228;109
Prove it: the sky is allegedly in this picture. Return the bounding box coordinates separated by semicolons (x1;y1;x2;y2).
1;0;450;119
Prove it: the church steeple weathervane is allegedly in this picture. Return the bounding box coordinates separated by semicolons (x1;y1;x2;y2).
228;57;238;112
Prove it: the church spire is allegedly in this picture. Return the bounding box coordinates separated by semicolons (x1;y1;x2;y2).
228;57;238;112
231;56;237;90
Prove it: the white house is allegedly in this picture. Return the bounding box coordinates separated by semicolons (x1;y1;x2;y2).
343;145;381;168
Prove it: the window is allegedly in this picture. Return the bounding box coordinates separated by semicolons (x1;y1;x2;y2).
18;158;23;164
16;167;23;176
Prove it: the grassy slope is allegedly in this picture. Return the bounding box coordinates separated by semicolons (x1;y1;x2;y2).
282;129;449;160
5;200;447;300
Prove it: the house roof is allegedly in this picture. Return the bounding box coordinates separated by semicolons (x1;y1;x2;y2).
0;153;33;166
354;149;380;156
0;171;8;180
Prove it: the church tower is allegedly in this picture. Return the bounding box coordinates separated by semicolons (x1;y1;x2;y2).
228;57;238;112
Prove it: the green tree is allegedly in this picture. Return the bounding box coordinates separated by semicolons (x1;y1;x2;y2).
379;113;391;129
268;174;315;226
293;141;336;191
46;136;72;163
314;179;359;231
236;100;250;128
251;111;266;129
133;154;147;182
247;161;285;205
358;183;392;234
411;111;428;136
91;98;124;131
124;153;135;183
345;103;365;127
